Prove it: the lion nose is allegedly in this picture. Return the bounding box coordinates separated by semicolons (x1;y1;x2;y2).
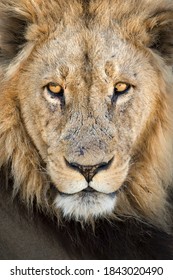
66;158;113;182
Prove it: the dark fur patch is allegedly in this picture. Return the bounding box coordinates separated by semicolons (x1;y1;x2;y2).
150;24;173;59
59;218;173;260
146;10;173;64
0;15;27;64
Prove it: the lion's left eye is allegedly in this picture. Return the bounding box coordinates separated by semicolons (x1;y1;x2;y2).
114;82;131;95
46;83;64;97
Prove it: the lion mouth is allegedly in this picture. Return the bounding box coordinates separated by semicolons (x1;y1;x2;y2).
58;186;117;198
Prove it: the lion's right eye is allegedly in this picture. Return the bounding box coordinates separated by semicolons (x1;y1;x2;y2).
114;82;131;95
46;83;64;97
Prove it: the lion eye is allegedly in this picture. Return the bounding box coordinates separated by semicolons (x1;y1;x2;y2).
114;82;130;94
47;83;64;96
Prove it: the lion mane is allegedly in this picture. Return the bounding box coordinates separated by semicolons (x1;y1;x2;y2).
0;0;173;259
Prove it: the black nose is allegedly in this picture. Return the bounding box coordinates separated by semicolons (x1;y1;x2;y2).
65;158;113;182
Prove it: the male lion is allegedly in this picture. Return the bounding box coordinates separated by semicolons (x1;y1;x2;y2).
0;0;173;259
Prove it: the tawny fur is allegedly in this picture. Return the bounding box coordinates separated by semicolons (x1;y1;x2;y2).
0;0;173;232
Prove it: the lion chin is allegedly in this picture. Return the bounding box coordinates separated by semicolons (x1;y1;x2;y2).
54;189;117;221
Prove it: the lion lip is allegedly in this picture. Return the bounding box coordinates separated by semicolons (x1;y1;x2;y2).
58;188;117;197
51;183;120;197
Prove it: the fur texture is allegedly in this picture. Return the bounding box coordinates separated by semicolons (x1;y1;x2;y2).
0;0;173;259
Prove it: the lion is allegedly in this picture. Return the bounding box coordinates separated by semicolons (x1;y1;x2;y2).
0;0;173;259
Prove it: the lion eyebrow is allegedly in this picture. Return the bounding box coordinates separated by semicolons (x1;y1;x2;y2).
41;65;70;83
105;60;137;83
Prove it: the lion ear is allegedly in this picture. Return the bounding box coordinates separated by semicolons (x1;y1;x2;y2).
0;1;36;65
145;7;173;64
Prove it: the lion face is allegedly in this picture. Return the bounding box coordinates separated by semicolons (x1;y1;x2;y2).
16;28;160;220
0;0;173;225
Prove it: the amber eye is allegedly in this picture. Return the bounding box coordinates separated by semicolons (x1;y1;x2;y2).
46;83;64;97
114;82;131;95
